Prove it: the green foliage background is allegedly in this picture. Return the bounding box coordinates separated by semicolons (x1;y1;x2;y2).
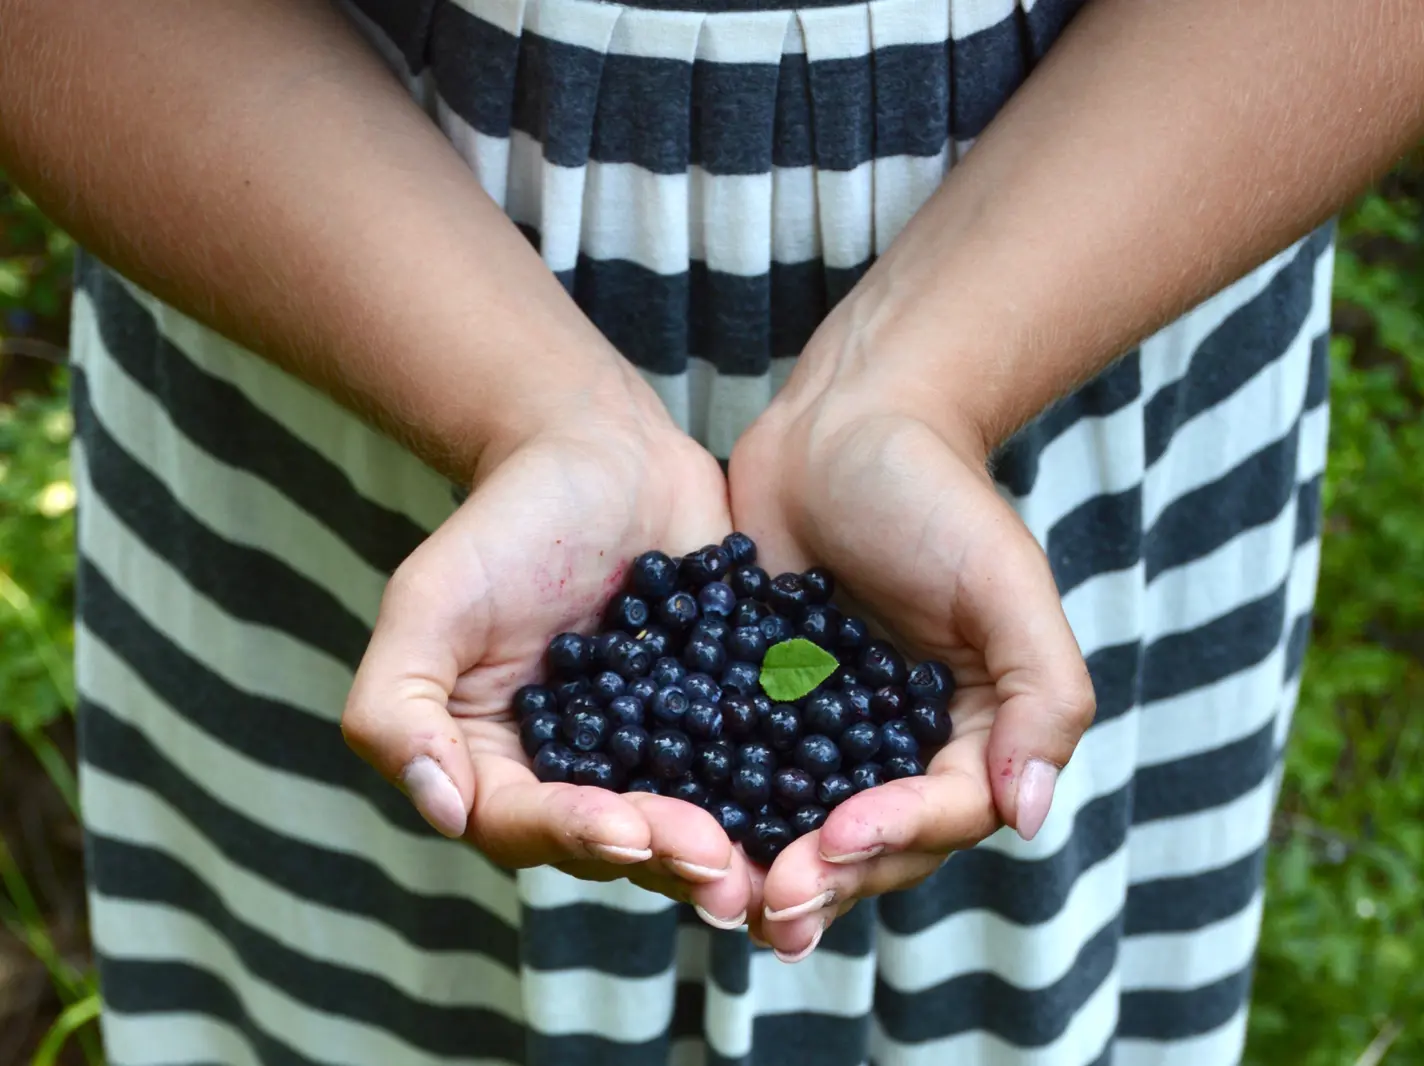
0;166;1420;1063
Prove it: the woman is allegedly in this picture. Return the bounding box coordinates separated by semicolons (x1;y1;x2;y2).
1;0;1419;1063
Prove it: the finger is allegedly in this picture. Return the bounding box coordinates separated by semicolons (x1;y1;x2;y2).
622;793;753;928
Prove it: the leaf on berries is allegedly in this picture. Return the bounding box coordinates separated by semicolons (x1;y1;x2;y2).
759;638;838;702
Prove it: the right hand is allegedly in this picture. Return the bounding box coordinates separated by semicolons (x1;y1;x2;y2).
342;365;755;929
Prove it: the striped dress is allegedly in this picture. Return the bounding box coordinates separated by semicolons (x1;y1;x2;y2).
71;0;1334;1063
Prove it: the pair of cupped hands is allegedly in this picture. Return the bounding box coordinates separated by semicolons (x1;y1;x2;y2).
342;317;1097;964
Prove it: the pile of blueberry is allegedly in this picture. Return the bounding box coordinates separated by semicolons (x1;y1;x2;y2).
512;533;954;866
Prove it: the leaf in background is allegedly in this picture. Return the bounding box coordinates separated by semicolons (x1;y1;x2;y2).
759;638;838;702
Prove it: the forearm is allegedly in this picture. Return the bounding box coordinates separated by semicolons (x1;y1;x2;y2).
0;0;638;483
822;0;1424;453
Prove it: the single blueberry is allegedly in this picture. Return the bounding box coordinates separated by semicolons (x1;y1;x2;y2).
730;565;770;601
681;544;732;588
727;626;768;664
772;767;817;811
564;694;603;719
571;752;620;789
880;720;920;759
698;581;737;619
554;677;592;710
562;708;610;753
533;742;576;783
651;656;687;689
870;685;908;723
758;613;796;646
606;593;651;634
626;677;658;704
842;681;874;722
606;694;645;727
766;573;811;620
722;532;758;566
631;550;679;600
884;755;926;780
711;799;752;842
837;616;869;655
591;670;626;702
521;712;563;759
684;700;724;741
648;730;695;779
906;659;956;708
691;616;732;644
737;742;777;774
683;673;723;705
720;660;761;697
797;603;841;649
638;625;671;659
608;724;650;769
547;632;593;679
591;631;628;670
683;636;728;676
512;684;557;719
801;567;835;604
668;775;710;807
657;591;700;631
850;762;884;792
803;690;851;739
816;774;855;808
751;694;773;728
765;704;802;752
743;814;795;866
730;764;772;808
696;743;734;787
608;639;652;680
730;599;767;629
839;720;883;763
791;804;829;836
859;639;909;689
907;700;952;748
720;695;758;738
794;735;842;779
627;776;663;794
649;685;690;727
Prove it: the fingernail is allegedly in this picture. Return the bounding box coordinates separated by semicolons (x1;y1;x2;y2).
587;843;655;864
667;858;731;883
764;890;835;923
695;905;747;931
1016;758;1059;842
400;756;467;838
821;845;884;865
774;918;826;964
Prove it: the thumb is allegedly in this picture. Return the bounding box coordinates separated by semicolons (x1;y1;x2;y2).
964;519;1096;842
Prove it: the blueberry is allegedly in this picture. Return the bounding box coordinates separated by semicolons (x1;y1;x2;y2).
743;814;795;866
564;694;603;719
730;764;772;807
692;617;732;644
772;767;817;811
884;755;925;780
649;686;690;727
837;616;869;654
720;661;761;697
711;799;752;843
803;690;851;739
606;593;651;634
696;743;734;787
608;639;652;680
698;581;737;619
632;550;679;600
572;753;620;788
727;626;768;664
722;532;758;566
683;673;723;705
562;708;610;753
881;720;920;759
751;694;773;728
730;565;770;601
533;742;576;783
684;700;724;741
651;657;687;689
591;632;628;670
608;724;650;769
606;694;645;727
554;677;592;710
767;573;811;620
520;712;562;758
907;700;952;747
859;640;908;689
627;776;663;794
669;775;710;807
906;660;956;708
731;599;767;629
737;742;777;774
638;625;672;659
816;774;855;808
850;762;884;792
627;677;658;704
513;684;557;719
801;567;835;604
657;591;700;631
870;685;908;723
797;604;841;649
758;613;796;646
591;670;626;702
547;632;593;679
684;636;728;676
839;720;883;763
719;695;758;738
681;544;732;588
794;735;842;779
842;681;874;722
648;730;695;778
765;704;802;752
791;804;829;836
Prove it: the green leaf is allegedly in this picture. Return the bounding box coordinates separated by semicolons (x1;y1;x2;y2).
759;638;838;702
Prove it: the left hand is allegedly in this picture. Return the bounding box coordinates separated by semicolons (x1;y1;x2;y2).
727;328;1097;960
